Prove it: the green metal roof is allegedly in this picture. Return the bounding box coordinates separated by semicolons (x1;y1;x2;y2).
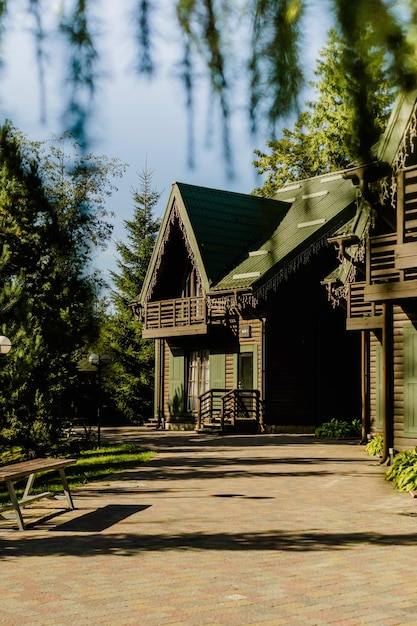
174;182;290;288
377;89;417;165
211;173;357;292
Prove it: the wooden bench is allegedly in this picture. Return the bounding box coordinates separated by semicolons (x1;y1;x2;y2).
0;457;77;530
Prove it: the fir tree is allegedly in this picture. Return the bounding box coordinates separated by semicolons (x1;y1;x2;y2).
104;164;161;424
252;29;396;197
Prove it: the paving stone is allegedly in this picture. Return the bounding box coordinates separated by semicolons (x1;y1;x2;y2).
2;429;417;625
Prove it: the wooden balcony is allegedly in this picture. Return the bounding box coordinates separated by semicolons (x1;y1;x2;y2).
364;232;417;302
346;282;384;330
142;297;208;338
395;165;417;270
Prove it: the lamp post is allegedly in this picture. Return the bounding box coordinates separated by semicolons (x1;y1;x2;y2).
0;335;12;354
88;353;110;447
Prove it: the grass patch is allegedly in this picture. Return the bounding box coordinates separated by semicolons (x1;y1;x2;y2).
0;443;156;504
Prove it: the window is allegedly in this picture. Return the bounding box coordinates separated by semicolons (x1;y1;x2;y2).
183;265;202;298
187;350;209;412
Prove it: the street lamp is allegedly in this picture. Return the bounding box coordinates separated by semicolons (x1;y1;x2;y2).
88;353;110;447
0;336;12;354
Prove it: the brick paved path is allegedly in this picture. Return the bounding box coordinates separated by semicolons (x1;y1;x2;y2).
2;429;417;625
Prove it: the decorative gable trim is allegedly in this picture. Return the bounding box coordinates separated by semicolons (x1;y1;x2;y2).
254;220;349;301
392;99;417;172
381;99;417;207
143;199;203;302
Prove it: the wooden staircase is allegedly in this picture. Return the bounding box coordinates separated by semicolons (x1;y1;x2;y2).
197;389;262;434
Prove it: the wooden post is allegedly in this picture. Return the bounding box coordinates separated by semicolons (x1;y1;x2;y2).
382;303;394;461
361;330;371;442
397;170;404;244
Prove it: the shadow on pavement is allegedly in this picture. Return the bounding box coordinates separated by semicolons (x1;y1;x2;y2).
52;504;151;532
2;529;417;558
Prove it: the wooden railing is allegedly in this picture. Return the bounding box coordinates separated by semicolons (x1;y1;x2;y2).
198;389;228;430
401;166;417;243
142;297;207;338
395;165;417;270
365;232;417;302
221;389;261;427
367;233;399;284
345;165;417;310
346;282;384;330
197;388;262;432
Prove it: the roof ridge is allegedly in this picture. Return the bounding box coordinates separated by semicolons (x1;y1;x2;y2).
174;181;288;203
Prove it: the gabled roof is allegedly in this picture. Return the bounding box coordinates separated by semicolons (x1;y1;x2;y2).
139;182;290;303
378;89;417;166
139;174;357;304
175;182;290;288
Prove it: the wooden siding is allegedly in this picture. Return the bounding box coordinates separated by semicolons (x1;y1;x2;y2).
158;312;265;426
393;307;417;450
225;352;235;390
369;333;382;434
162;340;171;421
263;248;361;428
369;306;417;450
239;318;263;392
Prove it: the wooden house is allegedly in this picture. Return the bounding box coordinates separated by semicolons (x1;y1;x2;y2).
324;90;417;459
134;175;361;432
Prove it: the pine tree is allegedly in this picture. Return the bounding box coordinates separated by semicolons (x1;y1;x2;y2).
103;164;161;424
252;29;396;197
1;1;414;161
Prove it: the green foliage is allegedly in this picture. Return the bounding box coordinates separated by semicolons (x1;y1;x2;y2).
102;163;161;424
0;124;124;454
365;435;384;457
0;443;156;504
252;28;396;196
1;2;416;164
386;447;417;492
315;418;362;439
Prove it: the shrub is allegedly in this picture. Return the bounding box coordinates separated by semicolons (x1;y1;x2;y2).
365;435;384;457
314;418;361;438
385;447;417;492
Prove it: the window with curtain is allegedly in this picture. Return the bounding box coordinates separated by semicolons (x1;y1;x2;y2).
187;350;209;412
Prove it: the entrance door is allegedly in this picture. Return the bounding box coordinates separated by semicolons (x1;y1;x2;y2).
238;352;254;390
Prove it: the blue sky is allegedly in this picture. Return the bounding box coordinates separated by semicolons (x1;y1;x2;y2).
0;1;330;283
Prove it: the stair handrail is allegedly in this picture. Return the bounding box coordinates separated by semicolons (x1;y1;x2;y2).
222;389;261;426
198;388;262;432
198;388;229;429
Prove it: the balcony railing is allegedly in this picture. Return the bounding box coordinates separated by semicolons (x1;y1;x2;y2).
365;232;417;302
346;282;384;330
395;165;417;269
142;297;207;338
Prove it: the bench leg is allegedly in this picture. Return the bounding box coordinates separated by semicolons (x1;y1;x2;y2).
5;479;25;531
23;472;36;500
58;468;74;510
